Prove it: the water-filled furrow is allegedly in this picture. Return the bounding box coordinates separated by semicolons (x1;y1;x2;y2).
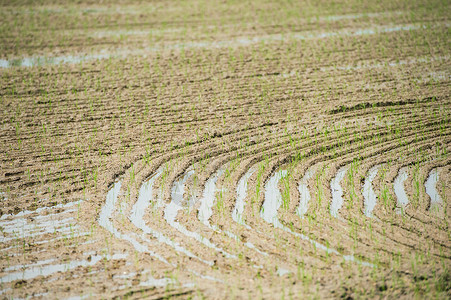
261;169;373;267
0;200;82;220
277;268;291;277
0;253;127;283
362;164;381;218
3;258;56;272
1;22;444;68
425;168;443;210
188;269;224;283
34;232;90;245
197;166;267;256
228;166;271;256
394;167;409;212
0;201;83;243
0;231;91;255
99;181;170;265
163;169;236;259
330;165;350;219
322;55;449;72
1;215;73;232
296;167;316;218
139;277;175;288
260;170;288;228
232;167;256;229
1;215;74;231
343;141;451;245
0;222;78;243
130;168;213;266
198;167;226;227
0;210;78;229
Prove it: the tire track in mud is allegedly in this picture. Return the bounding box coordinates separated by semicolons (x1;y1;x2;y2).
333;146;451;252
260;130;450;258
130;167;213;266
368;159;451;258
143;117;450;270
98;166;226;287
2;99;448;226
112;139;448;280
2;100;448;296
163;167;237;261
0;77;444;192
195;165;268;256
98;180;170;265
259;168;374;267
388;162;450;232
160;161;268;263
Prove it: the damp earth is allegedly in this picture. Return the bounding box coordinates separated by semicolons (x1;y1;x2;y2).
0;0;450;299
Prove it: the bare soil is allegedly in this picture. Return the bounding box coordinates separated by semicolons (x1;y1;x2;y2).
0;0;450;299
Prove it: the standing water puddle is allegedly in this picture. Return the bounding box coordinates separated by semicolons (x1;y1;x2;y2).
296;167;316;218
394;167;409;213
261;169;373;267
163;170;236;259
130;168;213;266
362;165;381;218
425;168;442;211
330;165;350;218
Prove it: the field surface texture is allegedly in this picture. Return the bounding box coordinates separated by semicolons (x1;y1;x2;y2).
0;0;450;299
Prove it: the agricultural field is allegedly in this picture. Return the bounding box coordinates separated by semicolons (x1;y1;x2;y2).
0;0;450;299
